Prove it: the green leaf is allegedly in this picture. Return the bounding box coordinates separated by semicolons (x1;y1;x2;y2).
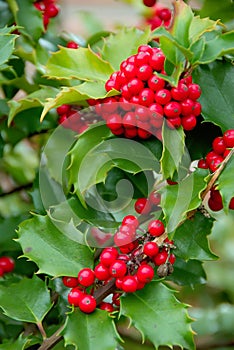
14;0;44;42
167;258;207;287
101;27;151;71
217;154;234;211
0;275;52;323
63;309;118;350
189;16;219;44
45;46;114;82
17;214;94;277
68;123;112;205
0;30;17;67
8;86;58;125
41;81;118;120
161;123;185;180
193;61;234;131
120;281;195;350
160;169;210;232
198;0;234;23
199;31;234;64
174;212;217;261
0;334;32;350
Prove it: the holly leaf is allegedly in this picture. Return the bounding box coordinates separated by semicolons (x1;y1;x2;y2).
8;86;58;125
198;0;234;23
160;168;209;233
40;81;118;121
0;334;32;350
17;214;94;277
217;154;234;211
189;16;219;44
101;27;151;71
0;27;18;67
167;258;207;287
45;46;114;82
63;309;119;350
174;212;217;261
161;123;185;180
120;281;195;350
14;0;44;42
193;60;234;131
0;275;52;324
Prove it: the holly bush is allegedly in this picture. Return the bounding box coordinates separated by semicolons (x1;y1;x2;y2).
0;0;234;349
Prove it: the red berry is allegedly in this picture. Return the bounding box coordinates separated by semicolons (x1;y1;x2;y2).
171;83;189;101
180;98;194;116
154;250;168;265
62;276;79;288
166;117;181;129
157;8;172;22
138;45;153;54
124;128;138;139
109;260;127;278
78;268;95;287
188;83;201;100
106;113;122;131
94;264;110;281
119;241;139;254
137;64;153;81
121;275;138;293
112;293;121;306
122;215;139;228
143;241;159;257
79;294;96;313
206;151;221;166
135;51;150;66
155;89;171;105
136;264;154;283
123;63;137;80
68;287;85;306
148;220;165;236
223;129;234;148
45;3;59;18
0;256;15;273
149;51;165;71
100;247;119;267
56;104;71;115
229;197;234;210
115;277;123;289
139;88;155;106
0;267;4;277
99;302;114;312
193;101;202;116
114;231;133;247
148;75;165;91
127;78;144;95
169;253;176;264
208;197;223;211
164;101;182;118
212;136;226;155
181;114;197;131
143;0;157;7
134;197;152;214
66;41;79;49
149;191;161;206
209;156;223;172
198;159;209;169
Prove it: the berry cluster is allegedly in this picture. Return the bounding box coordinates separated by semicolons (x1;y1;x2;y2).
62;190;175;314
34;0;59;30
0;256;15;277
145;4;172;30
57;104;97;134
90;45;202;139
198;129;234;211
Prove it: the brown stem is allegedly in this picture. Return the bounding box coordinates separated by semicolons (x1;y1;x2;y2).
38;325;64;350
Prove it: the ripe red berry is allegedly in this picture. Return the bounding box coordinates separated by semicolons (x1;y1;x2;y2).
56;104;71;115
157;7;172;21
135;51;150;66
0;267;4;277
166;117;181;129
229;197;234;210
181;114;197;131
155;89;171;105
208;197;223;211
68;287;85;306
0;256;15;273
164;101;182;118
114;230;133;247
109;260;127;278
100;247;119;267
134;197;152;214
148;220;165;236
212;136;226;155
121;275;138;293
138;45;153;54
154;250;168;265
45;3;59;18
149;191;161;206
143;241;159;257
143;0;157;7
136;264;154;283
99;302;114;312
188;83;201;100
180;98;194;116
169;253;176;264
66;41;79;49
139;88;155;106
149;51;165;71
94;264;110;281
198;159;209;169
223;129;234;148
79;294;96;313
209;156;223;172
123;63;137;80
122;215;139;228
62;276;79;288
106;113;122;131
206;151;221;166
171;83;189;101
112;292;121;306
137;64;153;81
77;268;95;287
127;78;144;95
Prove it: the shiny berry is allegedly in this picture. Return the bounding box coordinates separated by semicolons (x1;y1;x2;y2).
148;75;165;91
136;264;154;283
68;287;85;306
122;215;139;228
62;276;79;288
139;88;155;106
164;101;182;118
134;198;152;214
94;264;110;281
78;268;95;287
99;302;114;312
148;220;165;236
66;41;79;49
212;136;226;155
121;275;138;293
109;260;127;278
79;294;96;313
0;256;15;273
154;250;168;265
143;0;157;7
100;247;119;267
181;114;197;131
143;241;159;257
137;64;153;81
223;129;234;148
188;83;201;100
155;89;171;105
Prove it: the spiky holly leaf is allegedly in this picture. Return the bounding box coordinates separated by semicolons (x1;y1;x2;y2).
217;153;234;211
120;281;195;350
0;26;18;67
45;46;114;82
161;123;185;180
160;168;210;233
0;275;52;324
174;212;217;261
101;27;151;71
17;214;93;277
0;334;32;350
167;258;207;287
193;60;234;131
63;309;119;350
